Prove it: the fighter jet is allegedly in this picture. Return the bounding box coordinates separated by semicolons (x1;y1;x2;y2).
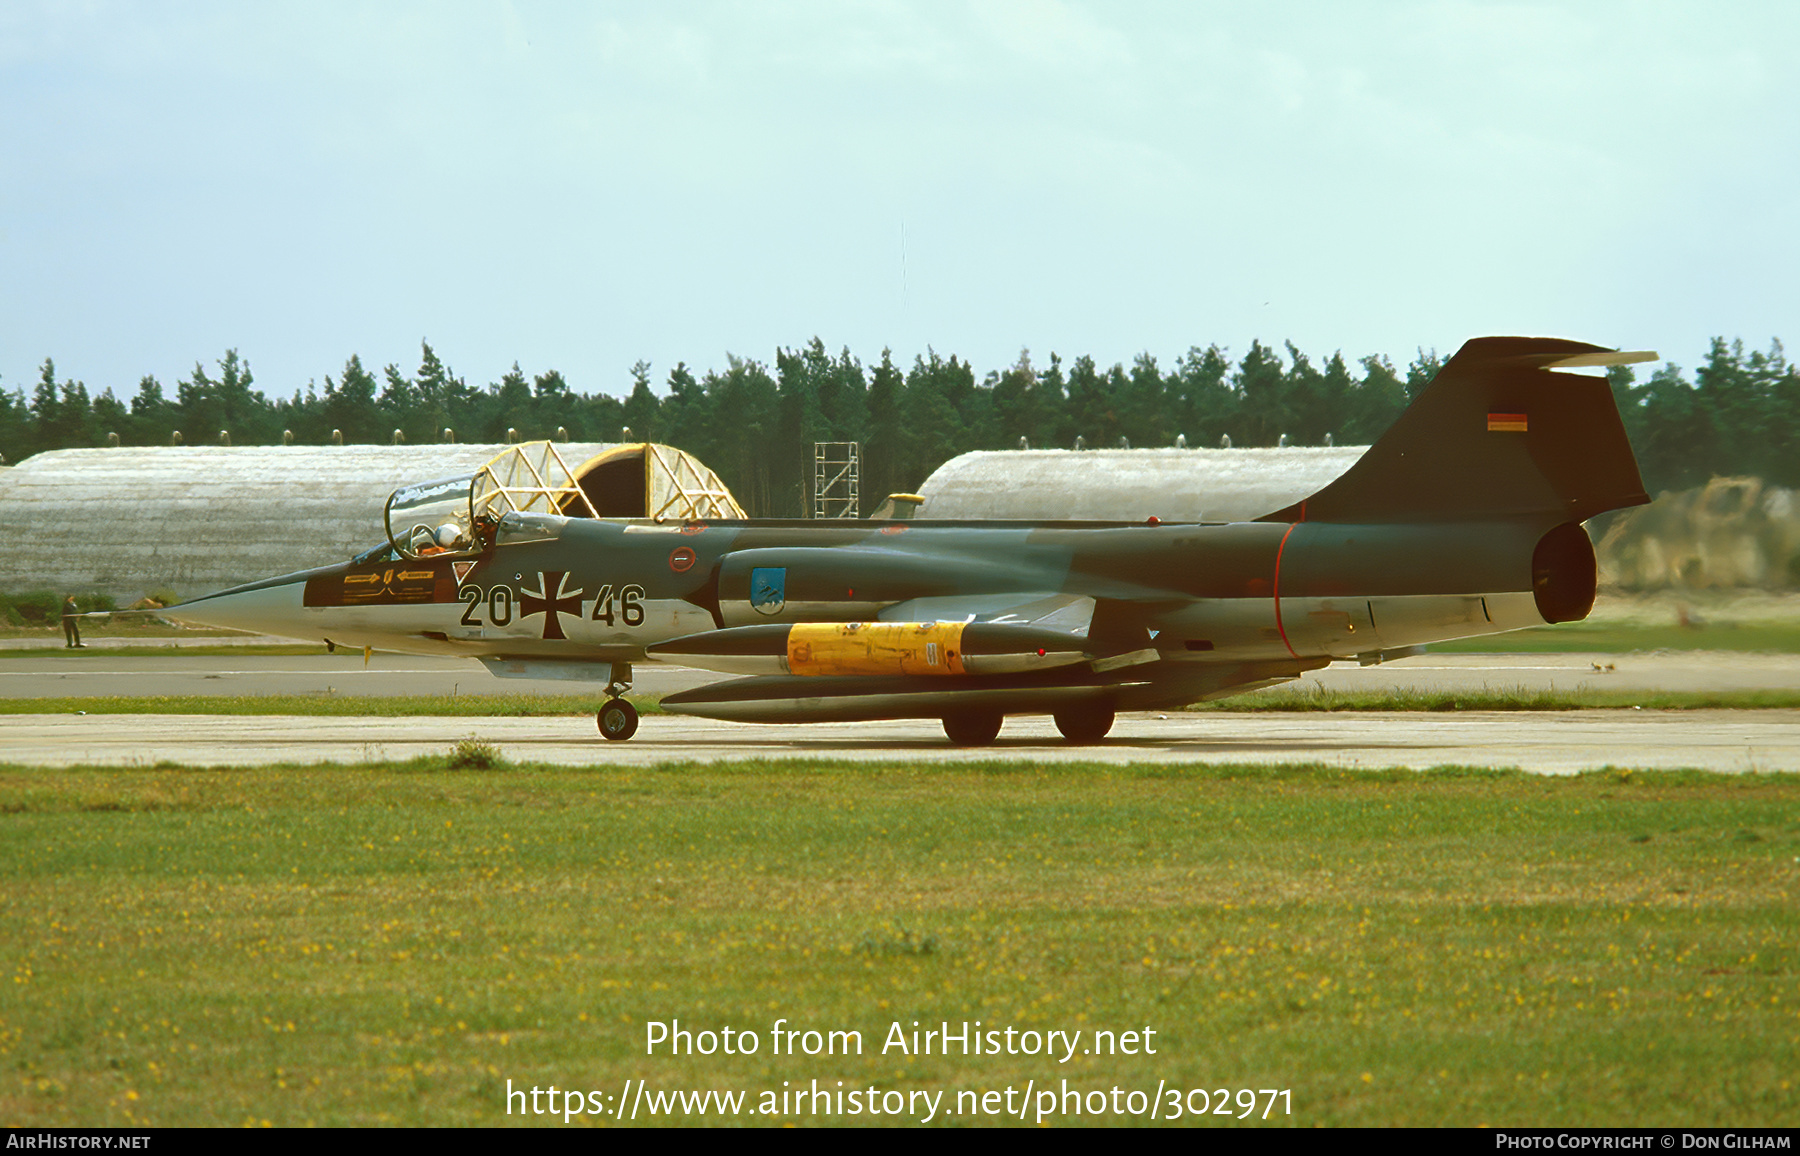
167;336;1654;744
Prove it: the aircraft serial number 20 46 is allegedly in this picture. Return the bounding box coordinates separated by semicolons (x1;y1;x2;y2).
457;583;647;627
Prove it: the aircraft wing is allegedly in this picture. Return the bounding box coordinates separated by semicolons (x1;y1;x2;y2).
875;591;1094;631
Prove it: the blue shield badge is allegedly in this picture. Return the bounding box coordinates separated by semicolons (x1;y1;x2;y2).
750;567;786;616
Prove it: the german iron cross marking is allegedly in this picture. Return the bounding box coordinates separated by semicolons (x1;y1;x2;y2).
520;571;584;640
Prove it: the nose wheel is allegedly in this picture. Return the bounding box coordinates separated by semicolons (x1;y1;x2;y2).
597;661;639;741
598;697;639;741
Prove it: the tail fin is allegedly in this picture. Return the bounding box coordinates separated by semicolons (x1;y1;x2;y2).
1261;336;1654;525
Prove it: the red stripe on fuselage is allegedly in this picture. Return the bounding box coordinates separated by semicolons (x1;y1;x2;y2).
1272;521;1300;660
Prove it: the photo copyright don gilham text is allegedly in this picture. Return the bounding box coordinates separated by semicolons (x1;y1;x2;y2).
503;1018;1294;1124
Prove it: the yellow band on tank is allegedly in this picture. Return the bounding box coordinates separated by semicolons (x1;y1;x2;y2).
787;621;967;676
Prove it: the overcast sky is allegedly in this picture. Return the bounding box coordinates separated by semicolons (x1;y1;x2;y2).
3;0;1795;402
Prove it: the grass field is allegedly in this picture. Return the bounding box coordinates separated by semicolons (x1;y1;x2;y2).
4;645;335;658
1;758;1794;1128
0;693;668;717
1431;622;1800;653
1195;686;1800;712
0;623;245;641
8;687;1800;718
4;590;1799;658
7;623;1800;656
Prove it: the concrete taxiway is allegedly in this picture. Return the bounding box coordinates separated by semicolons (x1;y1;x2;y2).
5;709;1798;774
6;650;1800;698
0;652;721;698
7;648;1798;775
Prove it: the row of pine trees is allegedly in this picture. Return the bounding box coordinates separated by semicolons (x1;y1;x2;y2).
2;336;1793;517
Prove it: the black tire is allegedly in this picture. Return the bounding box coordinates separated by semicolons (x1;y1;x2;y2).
1053;703;1115;744
598;698;639;741
942;711;1003;746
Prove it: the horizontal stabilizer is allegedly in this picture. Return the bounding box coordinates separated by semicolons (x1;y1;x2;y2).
1543;349;1657;370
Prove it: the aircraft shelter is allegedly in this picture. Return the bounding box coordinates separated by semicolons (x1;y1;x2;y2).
0;442;741;601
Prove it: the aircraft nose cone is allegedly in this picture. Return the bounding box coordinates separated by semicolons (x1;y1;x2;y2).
163;575;313;638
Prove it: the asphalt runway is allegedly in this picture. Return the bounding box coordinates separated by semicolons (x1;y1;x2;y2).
6;709;1798;774
6;650;1800;698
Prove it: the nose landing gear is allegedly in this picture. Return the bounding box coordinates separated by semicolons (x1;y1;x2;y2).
598;699;638;741
597;662;639;741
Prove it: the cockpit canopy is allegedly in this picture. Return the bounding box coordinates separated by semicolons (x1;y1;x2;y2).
385;441;746;560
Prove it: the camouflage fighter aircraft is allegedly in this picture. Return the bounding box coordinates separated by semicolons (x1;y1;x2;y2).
166;336;1655;744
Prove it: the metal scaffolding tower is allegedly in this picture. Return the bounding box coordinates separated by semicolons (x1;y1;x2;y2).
811;441;861;519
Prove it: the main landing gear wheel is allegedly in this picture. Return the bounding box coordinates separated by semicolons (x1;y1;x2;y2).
598;697;639;741
943;711;1003;746
1053;703;1115;744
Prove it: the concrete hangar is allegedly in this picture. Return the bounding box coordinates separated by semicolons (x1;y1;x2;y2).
0;442;743;601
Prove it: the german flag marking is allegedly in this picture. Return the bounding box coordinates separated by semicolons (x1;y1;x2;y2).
1487;412;1528;432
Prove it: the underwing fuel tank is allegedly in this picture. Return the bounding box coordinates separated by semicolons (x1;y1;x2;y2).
660;672;1118;723
650;621;1091;677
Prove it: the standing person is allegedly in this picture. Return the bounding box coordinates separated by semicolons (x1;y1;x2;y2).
61;595;85;648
